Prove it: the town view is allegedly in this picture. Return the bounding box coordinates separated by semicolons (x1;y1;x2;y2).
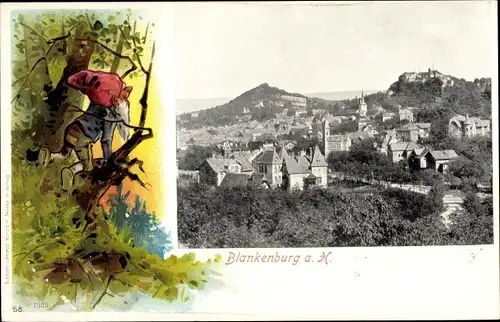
175;3;494;248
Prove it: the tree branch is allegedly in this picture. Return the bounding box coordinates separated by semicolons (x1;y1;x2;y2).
138;41;155;128
118;26;133;50
47;33;71;45
90;275;113;309
74;37;137;79
11;30;73;102
11;57;47;103
131;21;148;75
144;22;150;44
85;13;94;30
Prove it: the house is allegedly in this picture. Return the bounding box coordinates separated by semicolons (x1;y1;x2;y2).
448;114;491;138
325;134;352;155
198;158;247;186
408;147;430;170
219;173;270;189
422;150;458;174
399;108;414;122
280;149;307;191
358;116;370;131
227;153;255;175
414;123;431;139
379;129;398;155
280;146;328;191
309;145;328;188
382;112;396;122
252;145;328;191
252;148;284;188
388;142;421;163
395;124;420;142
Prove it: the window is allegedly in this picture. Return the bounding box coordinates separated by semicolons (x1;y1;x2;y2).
317;178;322;184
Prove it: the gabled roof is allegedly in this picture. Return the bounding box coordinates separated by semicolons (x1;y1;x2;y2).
204;158;241;173
282;153;306;174
296;155;311;172
219;173;251;188
389;142;421;152
396;124;419;131
428;150;458;160
306;173;317;179
415;147;431;159
310;145;328;167
255;149;282;164
232;155;254;172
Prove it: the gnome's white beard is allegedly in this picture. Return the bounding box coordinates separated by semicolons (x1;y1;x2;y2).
114;100;130;141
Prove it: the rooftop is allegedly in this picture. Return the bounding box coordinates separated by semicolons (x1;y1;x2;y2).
429;150;458;160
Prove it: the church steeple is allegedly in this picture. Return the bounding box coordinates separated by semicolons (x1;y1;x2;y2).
358;89;367;117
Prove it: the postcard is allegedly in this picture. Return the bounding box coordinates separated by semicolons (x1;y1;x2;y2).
1;1;499;321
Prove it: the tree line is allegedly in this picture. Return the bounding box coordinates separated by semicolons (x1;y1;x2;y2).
178;183;492;248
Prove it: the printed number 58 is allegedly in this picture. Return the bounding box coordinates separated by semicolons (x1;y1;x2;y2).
13;306;23;312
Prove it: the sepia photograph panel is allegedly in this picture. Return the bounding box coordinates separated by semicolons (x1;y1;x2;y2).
175;2;494;249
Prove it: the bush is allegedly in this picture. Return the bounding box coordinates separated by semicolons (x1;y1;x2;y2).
106;185;173;257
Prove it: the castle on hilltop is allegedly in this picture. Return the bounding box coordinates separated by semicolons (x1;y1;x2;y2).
399;68;454;86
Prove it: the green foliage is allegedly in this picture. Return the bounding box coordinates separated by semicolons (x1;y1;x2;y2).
330;120;358;134
106;185;173;258
11;9;155;134
11;136;222;310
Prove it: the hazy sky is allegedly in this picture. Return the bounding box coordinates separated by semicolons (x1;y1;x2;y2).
174;1;496;100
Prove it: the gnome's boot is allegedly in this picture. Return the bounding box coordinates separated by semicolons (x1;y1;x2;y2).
61;162;83;192
61;167;75;192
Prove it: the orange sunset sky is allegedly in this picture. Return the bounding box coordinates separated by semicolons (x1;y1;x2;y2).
88;13;166;215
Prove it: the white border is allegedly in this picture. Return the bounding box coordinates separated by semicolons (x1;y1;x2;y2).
1;1;499;321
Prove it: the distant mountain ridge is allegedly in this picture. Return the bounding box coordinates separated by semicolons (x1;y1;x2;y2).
177;70;491;129
177;88;381;115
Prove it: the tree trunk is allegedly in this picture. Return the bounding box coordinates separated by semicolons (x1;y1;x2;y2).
38;25;96;153
109;36;124;73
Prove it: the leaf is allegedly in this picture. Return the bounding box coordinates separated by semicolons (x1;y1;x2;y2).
188;280;198;288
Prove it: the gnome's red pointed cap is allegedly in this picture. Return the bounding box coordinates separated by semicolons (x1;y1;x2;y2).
67;70;130;108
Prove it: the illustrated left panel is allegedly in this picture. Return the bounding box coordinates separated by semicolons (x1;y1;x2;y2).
7;8;202;312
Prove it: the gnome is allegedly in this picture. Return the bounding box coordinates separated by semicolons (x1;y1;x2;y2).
55;70;133;191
